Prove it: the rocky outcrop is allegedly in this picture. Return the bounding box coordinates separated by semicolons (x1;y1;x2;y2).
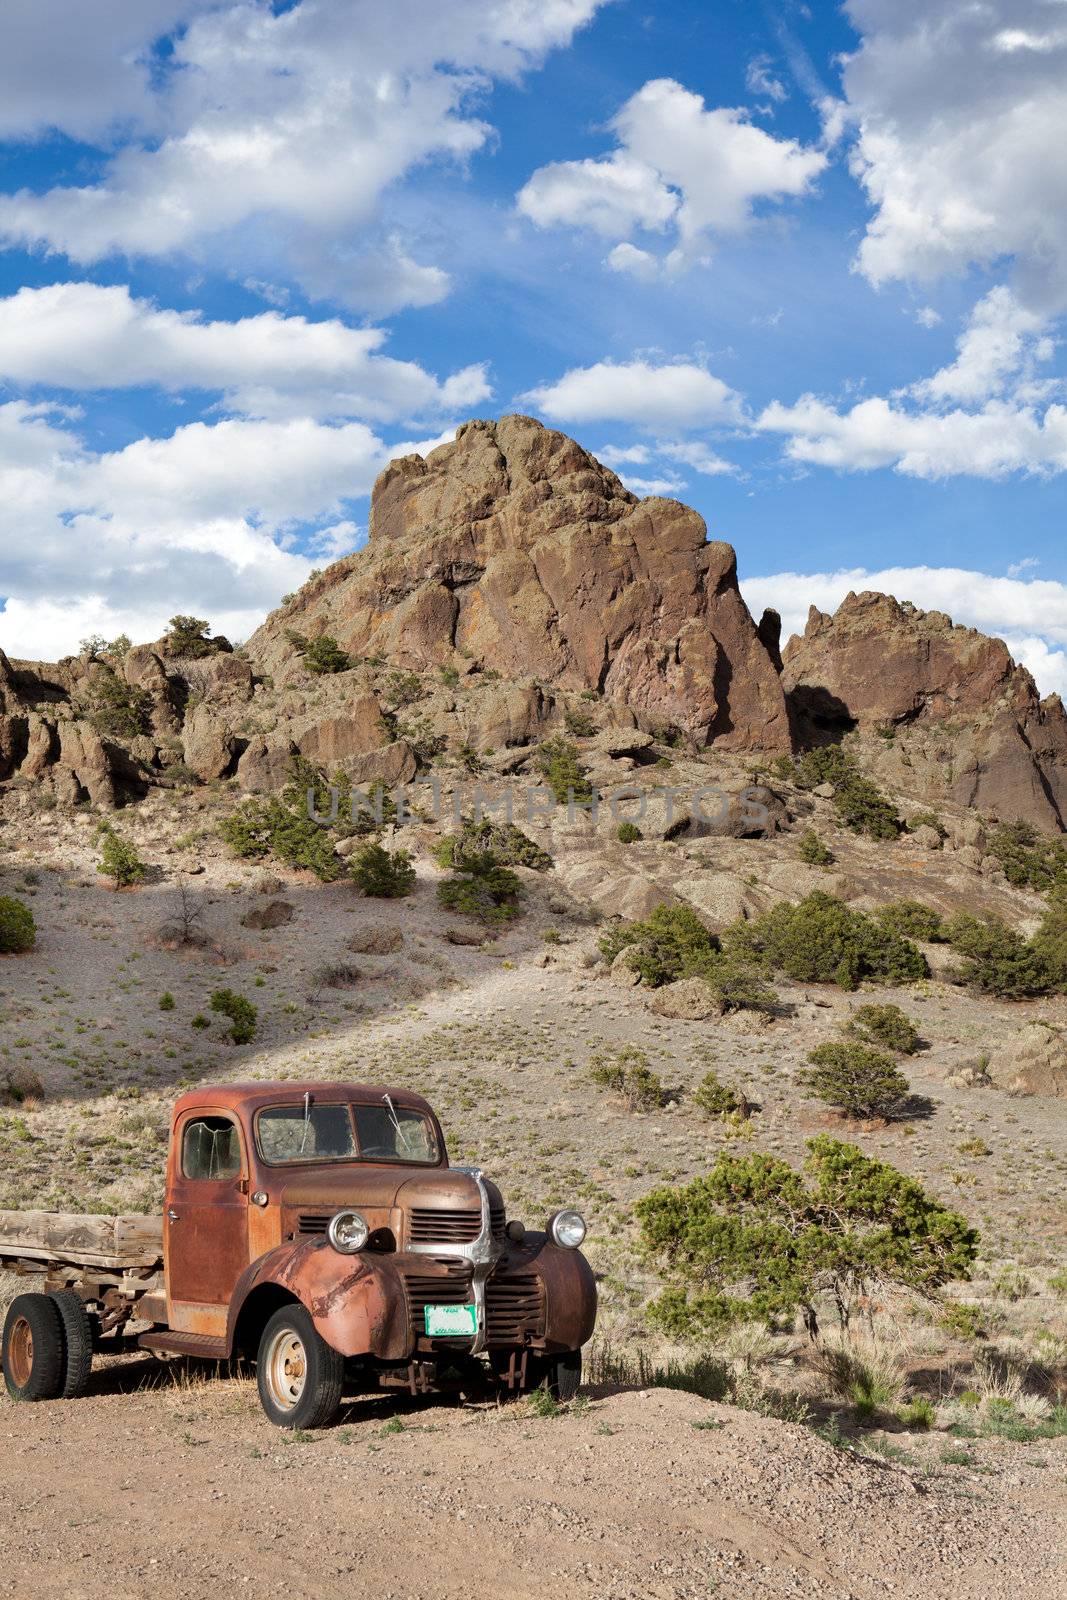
783;591;1067;832
988;1022;1067;1097
247;416;790;753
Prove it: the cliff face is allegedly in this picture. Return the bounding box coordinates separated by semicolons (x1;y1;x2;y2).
783;591;1067;832
247;415;790;752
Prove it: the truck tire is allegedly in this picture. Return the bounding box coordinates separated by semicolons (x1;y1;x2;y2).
2;1294;65;1403
50;1290;94;1399
256;1304;343;1430
531;1348;582;1403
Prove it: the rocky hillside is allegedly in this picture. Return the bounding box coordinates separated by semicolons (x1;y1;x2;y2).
0;415;1063;833
784;592;1067;832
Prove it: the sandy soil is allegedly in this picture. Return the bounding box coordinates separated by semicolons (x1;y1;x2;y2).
1;1368;1064;1600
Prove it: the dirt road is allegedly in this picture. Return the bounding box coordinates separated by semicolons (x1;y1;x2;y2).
1;1362;1063;1600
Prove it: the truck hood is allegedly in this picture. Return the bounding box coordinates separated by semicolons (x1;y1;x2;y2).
274;1166;493;1213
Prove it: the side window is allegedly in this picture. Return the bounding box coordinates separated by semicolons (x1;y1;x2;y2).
182;1116;242;1181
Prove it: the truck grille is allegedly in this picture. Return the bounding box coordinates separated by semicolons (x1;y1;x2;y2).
408;1205;505;1244
399;1263;544;1346
297;1213;331;1235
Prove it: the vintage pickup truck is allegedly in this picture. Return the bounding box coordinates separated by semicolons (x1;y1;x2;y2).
0;1082;597;1428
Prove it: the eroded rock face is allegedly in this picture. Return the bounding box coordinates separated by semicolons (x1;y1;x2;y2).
246;416;790;753
783;591;1067;832
988;1022;1067;1097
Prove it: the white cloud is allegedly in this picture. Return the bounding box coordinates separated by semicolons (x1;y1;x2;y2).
658;439;735;476
517;77;826;273
841;0;1067;307
617;473;687;498
740;564;1067;699
0;401;454;659
914;306;941;329
0;282;490;424
523;358;745;430
0;0;606;312
758;393;1067;479
911;286;1052;405
746;56;788;105
605;242;661;281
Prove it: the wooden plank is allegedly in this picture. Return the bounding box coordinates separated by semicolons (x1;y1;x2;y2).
0;1210;163;1270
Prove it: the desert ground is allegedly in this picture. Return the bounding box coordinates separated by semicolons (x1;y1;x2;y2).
1;756;1066;1600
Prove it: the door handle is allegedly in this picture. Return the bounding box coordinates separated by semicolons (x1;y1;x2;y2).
167;1209;180;1222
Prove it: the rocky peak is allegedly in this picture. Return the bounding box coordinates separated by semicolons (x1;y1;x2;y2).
784;589;1067;831
248;415;790;751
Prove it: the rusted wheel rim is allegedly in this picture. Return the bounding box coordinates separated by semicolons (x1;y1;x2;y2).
263;1328;308;1411
7;1316;33;1389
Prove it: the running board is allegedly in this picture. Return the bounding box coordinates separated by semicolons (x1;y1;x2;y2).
139;1329;228;1360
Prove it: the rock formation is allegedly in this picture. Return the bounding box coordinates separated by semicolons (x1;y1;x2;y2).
783;591;1067;832
247;416;790;752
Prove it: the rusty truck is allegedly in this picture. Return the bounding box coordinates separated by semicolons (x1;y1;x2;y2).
0;1082;597;1428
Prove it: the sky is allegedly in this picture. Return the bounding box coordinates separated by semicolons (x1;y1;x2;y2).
0;0;1065;696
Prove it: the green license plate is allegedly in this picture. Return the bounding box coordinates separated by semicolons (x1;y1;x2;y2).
424;1303;477;1337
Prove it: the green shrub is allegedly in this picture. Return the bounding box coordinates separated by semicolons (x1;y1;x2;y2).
437;846;522;923
563;705;596;738
731;892;926;990
847;1002;920;1054
164;615;215;657
693;1070;746;1118
601;904;777;1012
536;737;593;806
875;899;945;942
351;842;416;898
0;1065;44;1105
599;904;718;987
793;746;900;839
589;1045;664;1110
0;896;36;954
209;988;257;1044
159;992;175;1012
802;1041;910;1120
219;796;342;881
938;1301;987;1340
899;1396;936;1430
617;821;642;844
97;825;147;888
380;669;423;712
191;1013;210;1030
943;911;1051;998
435;818;552;872
86;664;153;740
987;820;1067;891
636;1136;978;1338
798;830;834;866
285;631;352;674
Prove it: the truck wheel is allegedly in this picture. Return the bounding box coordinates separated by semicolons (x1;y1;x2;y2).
256;1304;343;1430
50;1290;94;1399
2;1294;65;1403
531;1349;582;1403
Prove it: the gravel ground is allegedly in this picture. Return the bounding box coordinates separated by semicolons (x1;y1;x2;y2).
1;1372;1064;1600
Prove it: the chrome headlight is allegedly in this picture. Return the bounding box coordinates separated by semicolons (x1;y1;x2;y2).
549;1209;586;1250
327;1209;369;1254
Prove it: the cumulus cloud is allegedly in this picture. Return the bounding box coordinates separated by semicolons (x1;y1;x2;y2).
740;564;1067;698
523;358;745;431
517;77;826;274
0;282;491;424
841;0;1067;308
910;286;1055;405
758;392;1067;479
0;401;455;660
0;0;605;312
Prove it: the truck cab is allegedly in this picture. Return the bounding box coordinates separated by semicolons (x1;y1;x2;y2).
138;1082;595;1427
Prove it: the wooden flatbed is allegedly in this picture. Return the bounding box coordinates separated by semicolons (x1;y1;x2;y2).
0;1210;163;1274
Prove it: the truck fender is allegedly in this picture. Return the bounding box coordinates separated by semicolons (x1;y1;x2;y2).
522;1235;598;1354
227;1239;409;1360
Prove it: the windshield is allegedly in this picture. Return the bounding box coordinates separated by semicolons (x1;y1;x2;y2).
255;1101;440;1166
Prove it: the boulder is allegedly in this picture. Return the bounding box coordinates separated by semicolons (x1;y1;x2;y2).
182;703;238;781
242;899;295;930
674;872;753;930
646;977;723;1019
988;1023;1067;1097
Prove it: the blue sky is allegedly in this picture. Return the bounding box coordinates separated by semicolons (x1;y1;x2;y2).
0;0;1065;693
